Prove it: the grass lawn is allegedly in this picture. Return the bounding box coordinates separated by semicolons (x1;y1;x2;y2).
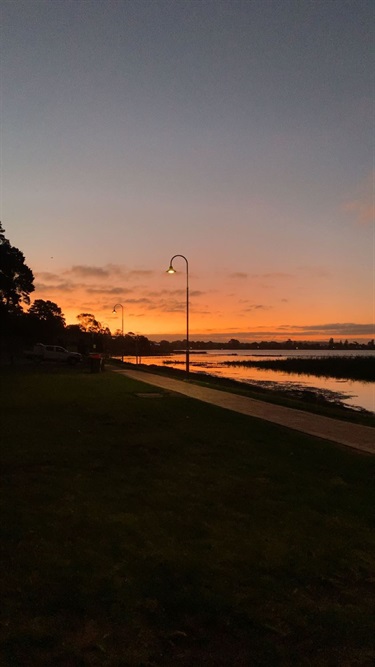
1;366;374;666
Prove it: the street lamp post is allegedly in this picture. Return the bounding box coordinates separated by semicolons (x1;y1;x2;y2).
112;303;124;362
135;333;141;365
166;254;189;377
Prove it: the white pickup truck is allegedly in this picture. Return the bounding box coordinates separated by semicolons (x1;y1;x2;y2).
26;344;82;364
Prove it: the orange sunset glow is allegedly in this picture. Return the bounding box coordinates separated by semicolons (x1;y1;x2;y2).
31;258;373;343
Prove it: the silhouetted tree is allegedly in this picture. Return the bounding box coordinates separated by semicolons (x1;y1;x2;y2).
77;313;102;333
28;299;66;343
76;313;108;352
29;299;65;325
0;223;35;361
158;340;172;352
0;222;34;312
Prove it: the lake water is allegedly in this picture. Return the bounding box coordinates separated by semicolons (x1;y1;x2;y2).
120;349;375;414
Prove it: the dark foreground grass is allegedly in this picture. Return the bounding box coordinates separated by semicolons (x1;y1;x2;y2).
0;366;374;666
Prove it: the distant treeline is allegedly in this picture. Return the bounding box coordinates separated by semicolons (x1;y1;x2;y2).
224;356;375;382
158;337;375;352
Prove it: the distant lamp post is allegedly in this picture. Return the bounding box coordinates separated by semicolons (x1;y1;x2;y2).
166;254;189;377
112;303;124;362
135;332;141;365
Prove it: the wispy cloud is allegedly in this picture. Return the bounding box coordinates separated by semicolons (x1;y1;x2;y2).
251;272;294;279
155;299;186;313
229;272;248;279
123;298;152;305
128;270;155;278
35;280;78;293
35;271;62;281
242;304;272;312
297;266;332;279
167;322;374;342
64;265;155;280
343;172;374;225
67;265;112;278
147;289;186;297
86;287;133;295
288;322;374;336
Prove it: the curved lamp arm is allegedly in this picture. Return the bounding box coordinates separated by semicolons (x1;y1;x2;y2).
166;254;189;286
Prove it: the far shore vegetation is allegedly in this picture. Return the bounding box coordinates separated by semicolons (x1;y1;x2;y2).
223;355;374;382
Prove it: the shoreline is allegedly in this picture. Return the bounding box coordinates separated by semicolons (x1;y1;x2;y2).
113;360;375;427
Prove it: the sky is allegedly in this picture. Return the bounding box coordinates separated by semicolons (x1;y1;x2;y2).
1;0;374;342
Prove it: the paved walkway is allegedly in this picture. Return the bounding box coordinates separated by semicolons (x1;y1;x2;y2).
112;368;374;455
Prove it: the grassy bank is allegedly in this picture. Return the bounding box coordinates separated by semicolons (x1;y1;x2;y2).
1;366;374;666
119;361;375;427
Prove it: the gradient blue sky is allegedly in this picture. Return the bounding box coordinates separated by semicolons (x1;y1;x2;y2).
1;0;374;340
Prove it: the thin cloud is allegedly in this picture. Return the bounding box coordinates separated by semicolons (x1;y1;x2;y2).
35;280;78;293
297;266;332;279
163;323;373;342
243;304;272;312
251;272;294;279
275;322;374;336
35;271;61;281
128;270;155;278
265;273;293;279
297;323;374;336
86;287;133;295
67;265;111;278
229;272;248;279
64;265;155;280
147;289;186;297
124;298;152;305
149;298;187;313
146;289;205;298
343;172;375;225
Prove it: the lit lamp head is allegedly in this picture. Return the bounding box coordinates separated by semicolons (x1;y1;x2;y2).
166;264;176;274
112;308;117;314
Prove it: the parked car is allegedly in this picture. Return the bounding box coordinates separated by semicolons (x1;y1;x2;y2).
25;344;82;364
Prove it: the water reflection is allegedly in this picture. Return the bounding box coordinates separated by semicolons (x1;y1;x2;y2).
120;351;375;414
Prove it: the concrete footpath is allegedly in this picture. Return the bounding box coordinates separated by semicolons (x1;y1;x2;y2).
112;368;375;455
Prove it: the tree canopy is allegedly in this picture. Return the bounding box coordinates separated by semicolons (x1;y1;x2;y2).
77;313;103;333
29;299;65;326
0;223;35;312
27;299;66;343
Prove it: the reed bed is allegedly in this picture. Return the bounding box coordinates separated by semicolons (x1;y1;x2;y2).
224;355;374;382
